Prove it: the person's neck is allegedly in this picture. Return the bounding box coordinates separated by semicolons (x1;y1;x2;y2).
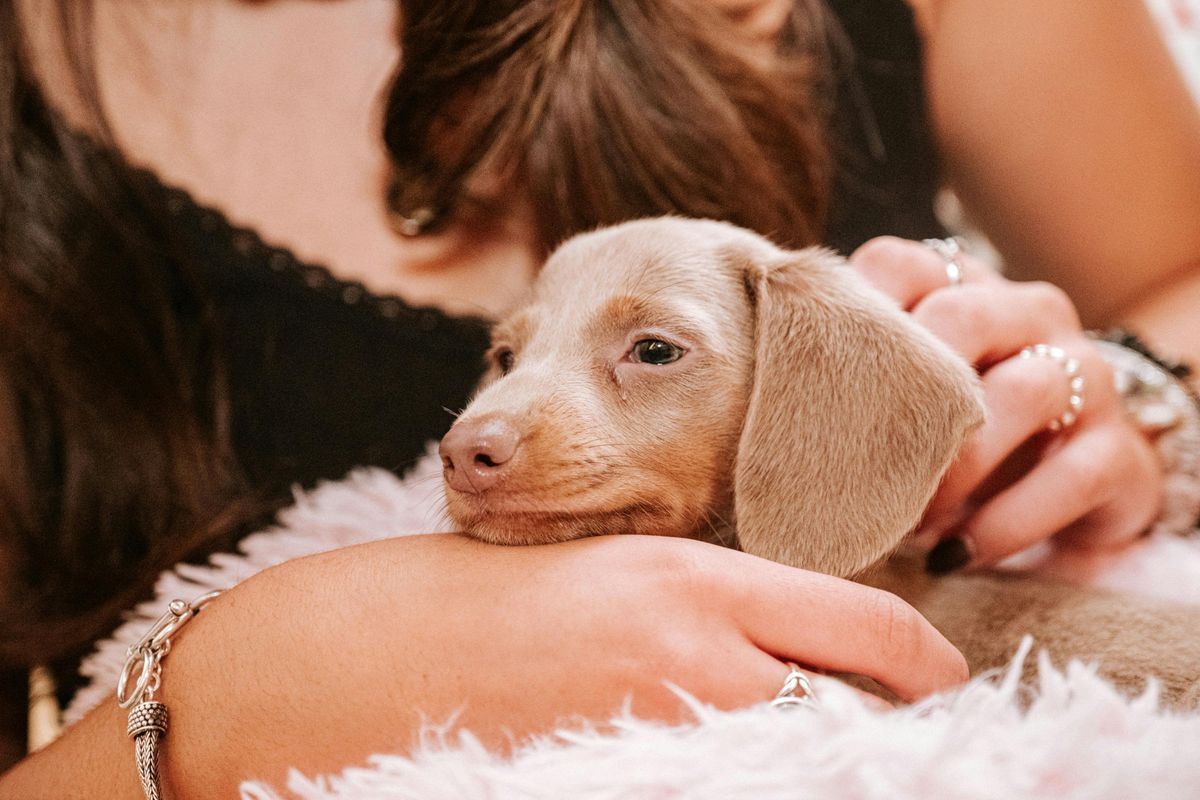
24;0;537;319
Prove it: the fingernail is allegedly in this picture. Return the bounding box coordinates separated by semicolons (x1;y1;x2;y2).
925;535;972;576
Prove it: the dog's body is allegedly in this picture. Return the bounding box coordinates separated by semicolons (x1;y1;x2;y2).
440;218;1200;707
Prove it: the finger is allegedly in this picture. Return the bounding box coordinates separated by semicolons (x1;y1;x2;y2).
725;654;891;712
928;345;1094;518
943;427;1153;568
1053;437;1161;551
911;281;1082;366
808;674;893;712
849;236;994;310
721;557;968;701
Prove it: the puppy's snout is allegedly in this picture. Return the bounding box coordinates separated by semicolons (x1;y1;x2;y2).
440;416;521;494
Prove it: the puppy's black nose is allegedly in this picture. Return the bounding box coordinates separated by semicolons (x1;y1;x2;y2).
440;416;521;494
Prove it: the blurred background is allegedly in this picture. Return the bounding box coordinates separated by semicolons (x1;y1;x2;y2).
1149;0;1200;101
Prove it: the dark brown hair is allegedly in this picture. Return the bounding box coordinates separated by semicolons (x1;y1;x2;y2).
385;0;836;251
0;1;249;666
0;0;837;667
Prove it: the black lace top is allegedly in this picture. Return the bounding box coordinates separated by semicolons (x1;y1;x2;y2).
140;175;492;494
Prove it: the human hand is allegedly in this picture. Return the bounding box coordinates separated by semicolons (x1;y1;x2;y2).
27;534;961;798
849;237;1162;573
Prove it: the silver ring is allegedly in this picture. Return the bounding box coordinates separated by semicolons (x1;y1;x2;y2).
922;237;966;288
770;662;818;710
1019;343;1086;431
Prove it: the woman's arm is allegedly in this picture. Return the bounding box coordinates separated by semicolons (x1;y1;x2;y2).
0;534;965;799
915;0;1200;341
851;237;1162;570
838;4;1198;571
1120;271;1200;386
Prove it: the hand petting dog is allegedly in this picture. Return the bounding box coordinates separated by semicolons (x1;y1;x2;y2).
440;217;1200;708
850;237;1161;574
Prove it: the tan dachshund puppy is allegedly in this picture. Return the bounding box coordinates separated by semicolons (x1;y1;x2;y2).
441;217;1200;706
442;218;983;574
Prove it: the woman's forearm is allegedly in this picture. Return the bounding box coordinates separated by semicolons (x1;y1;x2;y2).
1119;263;1200;390
0;540;451;798
918;0;1200;325
0;553;351;798
0;533;970;798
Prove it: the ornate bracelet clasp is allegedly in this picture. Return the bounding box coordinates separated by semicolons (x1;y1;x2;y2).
116;590;223;709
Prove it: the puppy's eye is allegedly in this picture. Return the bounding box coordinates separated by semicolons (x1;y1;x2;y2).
630;339;684;365
494;347;515;374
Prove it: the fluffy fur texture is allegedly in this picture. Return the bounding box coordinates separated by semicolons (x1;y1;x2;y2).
66;451;1200;799
249;646;1200;800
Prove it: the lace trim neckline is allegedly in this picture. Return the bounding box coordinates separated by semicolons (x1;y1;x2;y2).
154;178;490;336
77;130;492;340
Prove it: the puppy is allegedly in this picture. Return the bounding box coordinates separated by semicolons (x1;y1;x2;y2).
441;217;1200;706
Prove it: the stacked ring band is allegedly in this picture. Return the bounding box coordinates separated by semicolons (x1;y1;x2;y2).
922;237;967;288
1019;343;1086;431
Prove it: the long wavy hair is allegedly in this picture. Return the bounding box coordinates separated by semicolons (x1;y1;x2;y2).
0;0;836;668
0;1;254;670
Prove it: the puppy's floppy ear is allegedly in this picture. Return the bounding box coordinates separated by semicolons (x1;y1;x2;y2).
733;247;984;578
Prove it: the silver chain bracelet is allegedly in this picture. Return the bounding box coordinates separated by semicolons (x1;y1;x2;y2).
116;590;224;800
1091;332;1200;538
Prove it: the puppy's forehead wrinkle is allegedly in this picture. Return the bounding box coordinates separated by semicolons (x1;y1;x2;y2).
526;248;751;360
582;294;727;347
540;224;755;298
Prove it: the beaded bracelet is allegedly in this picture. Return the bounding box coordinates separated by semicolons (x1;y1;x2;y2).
1091;329;1200;538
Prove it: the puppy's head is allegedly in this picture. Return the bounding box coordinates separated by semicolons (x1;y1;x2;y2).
441;218;983;576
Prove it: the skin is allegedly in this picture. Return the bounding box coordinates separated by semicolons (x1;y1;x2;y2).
893;0;1200;567
914;0;1200;331
2;0;1197;790
0;535;964;798
849;238;1162;569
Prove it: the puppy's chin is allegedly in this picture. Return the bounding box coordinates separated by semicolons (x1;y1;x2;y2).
454;513;600;546
445;489;696;546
